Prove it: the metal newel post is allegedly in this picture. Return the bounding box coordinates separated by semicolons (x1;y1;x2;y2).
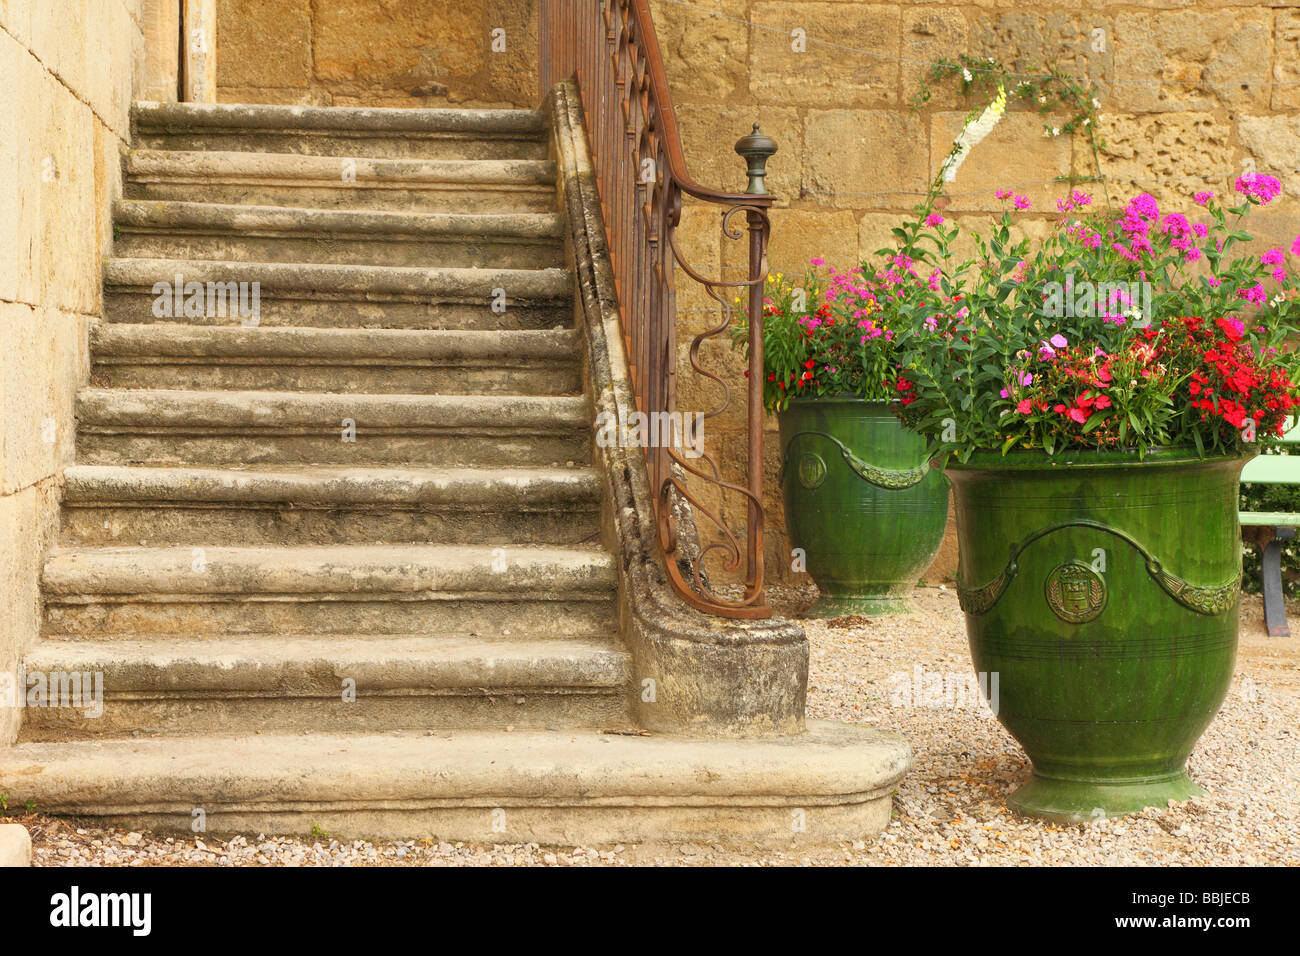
735;124;778;598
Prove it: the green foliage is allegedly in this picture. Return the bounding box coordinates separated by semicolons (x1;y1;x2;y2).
890;187;1300;460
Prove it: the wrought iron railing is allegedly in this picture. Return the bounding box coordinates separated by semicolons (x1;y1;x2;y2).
540;0;776;619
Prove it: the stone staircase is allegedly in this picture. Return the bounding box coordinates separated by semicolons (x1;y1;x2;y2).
0;102;907;845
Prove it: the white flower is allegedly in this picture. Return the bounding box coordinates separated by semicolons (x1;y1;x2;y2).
1082;118;1090;126
941;85;1007;183
962;68;973;83
1039;96;1047;104
1051;127;1061;136
1092;97;1100;108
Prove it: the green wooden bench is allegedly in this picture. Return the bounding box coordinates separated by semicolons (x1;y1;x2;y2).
1240;420;1300;636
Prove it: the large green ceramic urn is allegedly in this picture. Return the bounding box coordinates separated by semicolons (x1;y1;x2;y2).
778;397;949;616
945;448;1248;823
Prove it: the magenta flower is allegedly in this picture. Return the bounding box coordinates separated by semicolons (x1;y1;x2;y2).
1013;195;1032;210
1234;173;1282;206
1237;284;1267;305
1126;193;1160;220
809;257;824;266
1193;191;1214;206
1262;248;1285;267
1291;235;1300;258
924;213;944;226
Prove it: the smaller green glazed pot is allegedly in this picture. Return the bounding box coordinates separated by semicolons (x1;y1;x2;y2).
778;398;949;616
946;448;1247;823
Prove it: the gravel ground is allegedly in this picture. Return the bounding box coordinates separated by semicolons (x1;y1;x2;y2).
18;586;1300;867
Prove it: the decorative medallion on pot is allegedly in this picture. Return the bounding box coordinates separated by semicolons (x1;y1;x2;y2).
1043;560;1107;623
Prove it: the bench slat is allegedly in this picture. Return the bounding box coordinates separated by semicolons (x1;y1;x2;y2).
1241;456;1300;484
1240;511;1300;527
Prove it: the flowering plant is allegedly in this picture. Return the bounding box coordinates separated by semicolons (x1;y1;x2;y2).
891;178;1300;458
731;258;943;412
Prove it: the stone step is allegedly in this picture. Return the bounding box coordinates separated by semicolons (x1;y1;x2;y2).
75;388;592;467
132;102;549;161
89;325;582;394
125;149;557;214
112;200;565;270
18;635;632;739
41;544;616;637
59;464;602;546
102;257;572;330
0;722;911;844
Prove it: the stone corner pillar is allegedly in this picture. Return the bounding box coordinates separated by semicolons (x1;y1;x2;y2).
141;0;181;102
182;0;218;103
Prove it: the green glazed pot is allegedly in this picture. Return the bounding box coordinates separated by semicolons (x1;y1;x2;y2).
778;397;949;616
945;448;1249;823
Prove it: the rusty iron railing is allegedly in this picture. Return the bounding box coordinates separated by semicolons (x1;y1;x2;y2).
540;0;776;619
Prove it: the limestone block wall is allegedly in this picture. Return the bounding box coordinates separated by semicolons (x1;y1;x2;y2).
0;1;145;743
214;0;538;107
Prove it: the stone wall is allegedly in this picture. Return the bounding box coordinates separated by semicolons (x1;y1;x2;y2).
652;0;1300;587
0;1;145;743
214;0;538;107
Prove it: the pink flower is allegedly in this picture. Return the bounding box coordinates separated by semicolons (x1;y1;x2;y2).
1013;195;1032;210
1016;399;1033;415
1291;235;1300;258
924;213;944;226
1234;173;1282;206
1068;407;1088;424
1126;193;1161;220
1273;267;1287;283
1194;191;1214;206
1185;248;1202;263
809;257;824;266
1262;248;1285;267
1237;284;1267;305
1050;334;1068;349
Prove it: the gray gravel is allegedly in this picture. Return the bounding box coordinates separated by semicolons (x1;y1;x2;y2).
21;586;1300;866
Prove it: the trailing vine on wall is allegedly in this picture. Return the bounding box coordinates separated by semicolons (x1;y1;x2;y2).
910;54;1109;213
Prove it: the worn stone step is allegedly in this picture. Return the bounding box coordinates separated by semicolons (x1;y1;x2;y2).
102;257;572;330
41;544;616;637
132;102;549;161
75;388;592;467
112;200;565;270
0;722;911;844
90;325;582;394
125;149;558;214
18;635;631;739
59;464;602;546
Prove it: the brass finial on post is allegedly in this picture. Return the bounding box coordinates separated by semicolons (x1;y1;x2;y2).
734;123;778;195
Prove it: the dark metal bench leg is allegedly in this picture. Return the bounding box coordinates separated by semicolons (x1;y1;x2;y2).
1261;527;1295;638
